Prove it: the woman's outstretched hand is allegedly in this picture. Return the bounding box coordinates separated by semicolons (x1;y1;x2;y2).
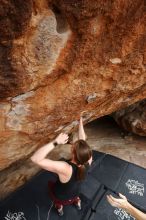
55;133;69;145
107;193;129;210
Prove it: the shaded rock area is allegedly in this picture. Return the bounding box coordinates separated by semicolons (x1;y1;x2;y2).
0;0;146;199
85;117;146;168
113;99;146;136
1;116;146;200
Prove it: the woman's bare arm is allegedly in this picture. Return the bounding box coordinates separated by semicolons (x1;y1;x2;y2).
31;133;70;175
127;202;146;220
107;193;146;220
78;116;86;140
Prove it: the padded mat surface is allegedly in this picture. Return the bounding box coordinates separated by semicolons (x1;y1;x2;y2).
0;171;90;220
0;151;146;220
90;190;136;220
80;174;101;200
116;163;146;211
91;154;128;191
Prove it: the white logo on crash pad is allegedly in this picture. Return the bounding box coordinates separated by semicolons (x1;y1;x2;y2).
125;179;144;196
4;210;26;220
114;208;135;220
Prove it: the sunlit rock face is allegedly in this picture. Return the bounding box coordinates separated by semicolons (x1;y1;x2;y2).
113;99;146;136
0;0;146;199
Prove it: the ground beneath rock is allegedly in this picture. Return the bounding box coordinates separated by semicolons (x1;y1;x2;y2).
85;116;146;168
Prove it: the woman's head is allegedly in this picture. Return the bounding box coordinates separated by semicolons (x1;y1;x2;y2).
72;140;92;165
72;140;92;180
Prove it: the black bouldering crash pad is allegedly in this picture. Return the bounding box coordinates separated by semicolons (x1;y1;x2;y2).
0;151;146;220
88;191;137;220
0;171;90;220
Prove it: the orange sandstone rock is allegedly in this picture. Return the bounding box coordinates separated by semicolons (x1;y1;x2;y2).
0;0;146;198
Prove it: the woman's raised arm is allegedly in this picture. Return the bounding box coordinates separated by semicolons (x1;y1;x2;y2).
31;133;70;175
78;116;86;141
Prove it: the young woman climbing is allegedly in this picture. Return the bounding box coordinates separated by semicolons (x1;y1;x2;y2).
31;116;92;216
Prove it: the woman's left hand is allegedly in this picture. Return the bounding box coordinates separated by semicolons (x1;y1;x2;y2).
107;193;129;210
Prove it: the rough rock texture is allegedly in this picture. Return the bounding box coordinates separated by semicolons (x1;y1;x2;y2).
113;99;146;136
0;0;146;199
85;117;146;169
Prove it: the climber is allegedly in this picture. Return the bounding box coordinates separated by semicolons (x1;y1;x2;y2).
107;193;146;220
31;116;92;216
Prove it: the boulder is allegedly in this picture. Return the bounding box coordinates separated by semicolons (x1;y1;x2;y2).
113;99;146;136
0;0;146;198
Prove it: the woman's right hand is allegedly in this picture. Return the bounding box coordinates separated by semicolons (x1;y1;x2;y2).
55;133;69;145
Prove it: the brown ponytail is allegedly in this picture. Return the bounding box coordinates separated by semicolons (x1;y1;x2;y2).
77;164;86;181
73;140;92;181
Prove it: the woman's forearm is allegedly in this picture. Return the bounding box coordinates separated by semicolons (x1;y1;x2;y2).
126;203;146;220
78;117;86;140
31;133;68;164
31;141;55;163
